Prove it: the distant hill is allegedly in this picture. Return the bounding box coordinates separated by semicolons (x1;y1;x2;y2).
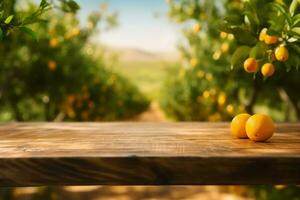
102;46;179;62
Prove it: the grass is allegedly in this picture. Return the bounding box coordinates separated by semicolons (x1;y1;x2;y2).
113;60;178;101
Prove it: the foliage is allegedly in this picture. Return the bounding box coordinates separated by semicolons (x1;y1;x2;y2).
0;0;80;40
0;1;149;121
162;0;300;122
250;185;300;200
221;0;300;74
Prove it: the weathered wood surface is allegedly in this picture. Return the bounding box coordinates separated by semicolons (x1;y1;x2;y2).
0;122;299;186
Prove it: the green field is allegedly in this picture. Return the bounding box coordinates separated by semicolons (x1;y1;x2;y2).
113;60;178;100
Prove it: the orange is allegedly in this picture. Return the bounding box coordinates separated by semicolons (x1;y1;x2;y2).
49;38;59;48
190;58;199;67
202;90;210;99
264;35;279;45
275;45;289;62
243;58;258;73
71;27;80;36
226;104;234;114
261;63;275;77
67;95;76;104
220;31;228;39
47;60;57;71
230;113;251;139
217;93;226;107
259;28;279;44
246;114;275;142
66;107;76;118
259;28;267;41
88;101;95;109
275;185;286;190
193;23;201;33
227;34;234;40
220;42;229;53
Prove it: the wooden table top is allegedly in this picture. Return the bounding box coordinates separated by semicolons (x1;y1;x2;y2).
0;122;299;186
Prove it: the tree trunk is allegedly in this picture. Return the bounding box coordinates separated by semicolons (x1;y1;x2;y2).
279;88;300;121
286;93;300;121
11;100;22;121
245;79;259;115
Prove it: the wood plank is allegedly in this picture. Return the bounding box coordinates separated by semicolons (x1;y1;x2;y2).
0;122;299;186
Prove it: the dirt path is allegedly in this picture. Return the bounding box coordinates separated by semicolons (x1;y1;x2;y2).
131;101;168;122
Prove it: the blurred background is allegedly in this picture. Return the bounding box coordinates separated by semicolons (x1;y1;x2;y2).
0;0;300;199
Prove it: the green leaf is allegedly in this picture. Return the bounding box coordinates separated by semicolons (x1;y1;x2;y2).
231;46;251;68
244;2;259;30
287;37;298;42
218;22;232;33
284;61;292;72
287;51;300;70
292;13;300;26
269;2;292;26
4;15;14;24
224;13;244;25
19;26;38;41
221;26;257;45
290;43;300;54
40;0;48;7
290;0;298;16
23;15;48;25
249;42;268;59
290;27;300;37
291;27;300;34
268;13;286;35
67;0;80;12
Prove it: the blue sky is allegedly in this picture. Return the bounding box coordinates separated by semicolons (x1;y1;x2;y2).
76;0;180;53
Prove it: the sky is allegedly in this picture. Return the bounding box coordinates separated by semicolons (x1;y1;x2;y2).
75;0;180;53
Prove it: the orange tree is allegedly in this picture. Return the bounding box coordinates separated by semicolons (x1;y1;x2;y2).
0;1;149;121
0;0;79;40
221;0;300;120
162;0;300;121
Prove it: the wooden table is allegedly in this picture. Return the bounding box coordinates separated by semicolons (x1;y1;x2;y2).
0;122;299;186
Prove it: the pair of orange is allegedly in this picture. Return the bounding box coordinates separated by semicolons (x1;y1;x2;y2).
230;113;275;142
244;58;275;77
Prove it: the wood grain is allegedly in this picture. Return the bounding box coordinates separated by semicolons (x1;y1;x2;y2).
0;122;299;186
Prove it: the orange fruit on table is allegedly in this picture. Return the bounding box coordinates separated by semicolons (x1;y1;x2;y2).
275;45;289;62
246;114;275;142
244;58;258;73
230;113;251;139
261;63;275;77
264;34;279;45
